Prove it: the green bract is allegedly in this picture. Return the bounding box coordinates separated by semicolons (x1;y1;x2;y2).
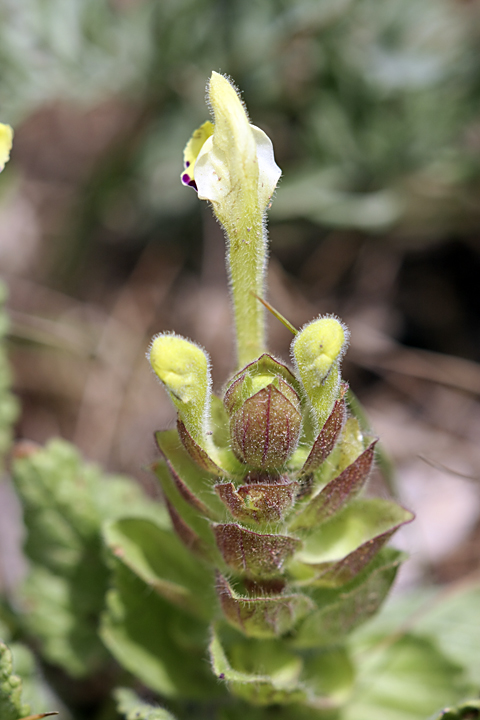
139;72;414;716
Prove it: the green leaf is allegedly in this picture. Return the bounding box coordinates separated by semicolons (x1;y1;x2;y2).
430;699;480;719
302;647;355;705
351;582;480;691
289;444;377;532
289;499;413;586
214;523;301;579
209;627;307;706
114;687;177;720
292;548;404;648
344;634;469;720
20;566;107;678
12;438;165;676
0;282;19;471
103;516;217;620
413;584;480;689
217;574;314;638
0;641;30;720
155;429;225;518
215;481;299;526
210;626;354;711
152;459;220;558
100;561;223;700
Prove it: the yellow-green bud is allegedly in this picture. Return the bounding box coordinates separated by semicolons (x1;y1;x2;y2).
148;333;211;449
292;316;349;431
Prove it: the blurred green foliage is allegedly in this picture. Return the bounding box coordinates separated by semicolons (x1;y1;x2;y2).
2;0;480;263
11;439;167;678
0;283;19;471
115;688;177;720
0;640;30;720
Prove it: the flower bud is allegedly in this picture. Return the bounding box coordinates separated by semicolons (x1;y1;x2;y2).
148;332;211;450
292;315;349;431
224;370;302;470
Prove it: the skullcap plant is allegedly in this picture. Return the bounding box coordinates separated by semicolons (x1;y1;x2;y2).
144;72;413;716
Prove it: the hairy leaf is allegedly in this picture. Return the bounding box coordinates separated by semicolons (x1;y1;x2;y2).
293;548;404;648
114;687;177;720
216;574;314;638
12;439;164;676
290;499;413;586
104;516;217;620
101;562;223;700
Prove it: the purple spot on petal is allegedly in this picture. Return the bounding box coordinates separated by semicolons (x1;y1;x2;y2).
182;173;198;191
185;160;190;167
219;673;225;680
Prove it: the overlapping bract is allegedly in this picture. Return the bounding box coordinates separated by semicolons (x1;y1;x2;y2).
138;319;413;711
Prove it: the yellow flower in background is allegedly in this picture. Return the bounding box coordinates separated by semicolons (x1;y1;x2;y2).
0;123;13;172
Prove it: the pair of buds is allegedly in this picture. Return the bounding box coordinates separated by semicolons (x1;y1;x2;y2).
149;315;348;477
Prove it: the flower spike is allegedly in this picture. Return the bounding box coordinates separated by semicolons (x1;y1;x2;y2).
181;72;281;367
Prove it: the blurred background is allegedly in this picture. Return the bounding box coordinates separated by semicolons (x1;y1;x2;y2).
2;0;480;589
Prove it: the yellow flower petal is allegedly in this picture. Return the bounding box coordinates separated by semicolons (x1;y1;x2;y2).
181;120;214;189
0;123;13;172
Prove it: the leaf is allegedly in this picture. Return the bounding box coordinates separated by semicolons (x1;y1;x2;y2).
290;442;377;532
214;523;301;578
289;499;413;586
20;566;107;678
351;581;480;691
215;481;299;525
0;282;19;471
177;419;225;475
100;561;223;700
155;429;225;518
292;548;404;648
344;634;469;720
114;687;177;720
0;641;31;720
414;584;480;689
103;516;217;620
152;459;219;556
301;397;347;475
430;700;480;720
216;574;314;638
11;438;164;677
209;627;307;706
210;626;354;711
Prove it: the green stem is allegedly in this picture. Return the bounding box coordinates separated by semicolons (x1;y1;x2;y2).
217;208;266;369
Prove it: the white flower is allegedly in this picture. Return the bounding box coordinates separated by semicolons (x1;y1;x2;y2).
182;73;281;213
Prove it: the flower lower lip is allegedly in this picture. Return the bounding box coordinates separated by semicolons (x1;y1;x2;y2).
181;172;197;190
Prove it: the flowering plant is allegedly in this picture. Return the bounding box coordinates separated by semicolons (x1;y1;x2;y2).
143;72;413;716
4;72;478;720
